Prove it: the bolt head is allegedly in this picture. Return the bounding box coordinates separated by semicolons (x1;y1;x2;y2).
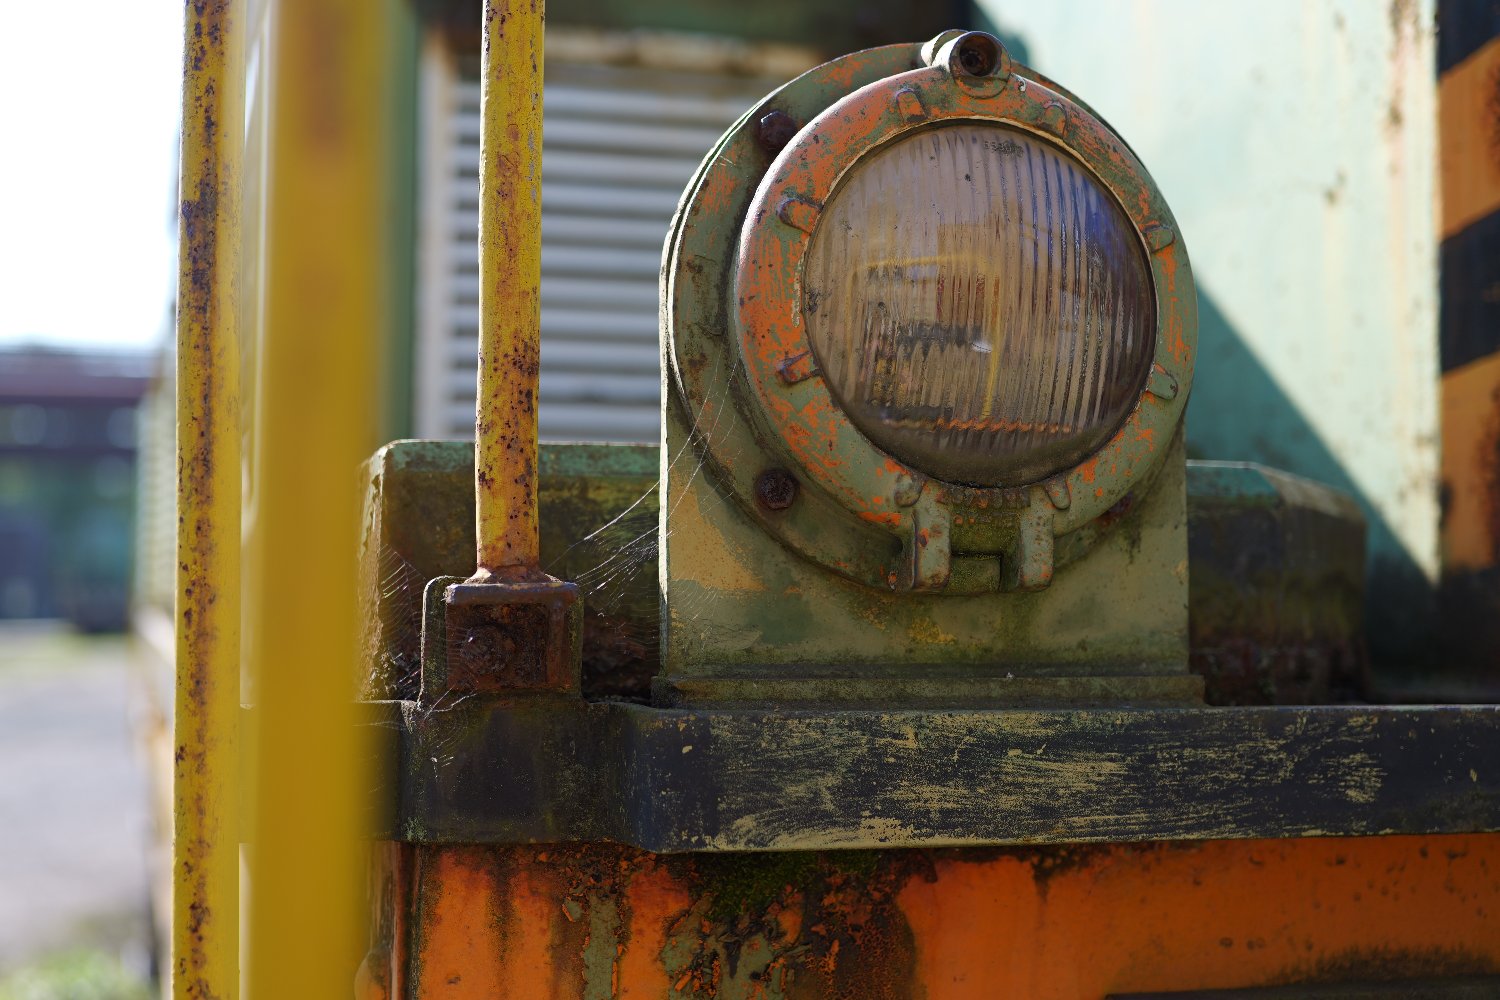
756;110;798;156
755;468;799;511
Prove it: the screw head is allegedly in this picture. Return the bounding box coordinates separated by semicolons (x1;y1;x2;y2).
755;468;799;511
756;110;798;156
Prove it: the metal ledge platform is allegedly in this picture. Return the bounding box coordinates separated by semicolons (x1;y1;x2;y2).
360;701;1500;851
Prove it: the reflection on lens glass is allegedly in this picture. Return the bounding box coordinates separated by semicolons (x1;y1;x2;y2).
802;123;1156;487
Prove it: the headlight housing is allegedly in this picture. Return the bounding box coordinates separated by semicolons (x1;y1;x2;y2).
802;122;1158;488
664;30;1196;594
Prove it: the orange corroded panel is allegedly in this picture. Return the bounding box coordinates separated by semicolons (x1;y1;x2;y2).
393;836;1500;999
1439;35;1500;239
1441;353;1500;572
901;838;1500;998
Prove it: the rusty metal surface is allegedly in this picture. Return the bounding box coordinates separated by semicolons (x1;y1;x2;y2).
357;440;658;701
173;2;243;996
434;577;582;695
657;426;1194;701
663;38;1197;598
652;37;1200;706
1112;979;1500;998
380;835;1500;998
379;698;1500;849
360;443;1391;708
473;0;545;574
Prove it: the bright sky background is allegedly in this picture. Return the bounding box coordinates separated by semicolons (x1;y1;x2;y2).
0;3;184;353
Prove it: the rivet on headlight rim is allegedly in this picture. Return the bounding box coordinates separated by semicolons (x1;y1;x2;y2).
776;196;821;233
1147;366;1180;401
1144;222;1177;252
894;88;926;122
777;350;819;385
1040;102;1070;135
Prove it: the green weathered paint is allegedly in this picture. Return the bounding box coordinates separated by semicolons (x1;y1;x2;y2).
657;423;1192;700
357;440;658;701
656;36;1198;703
978;2;1441;668
358;441;1369;708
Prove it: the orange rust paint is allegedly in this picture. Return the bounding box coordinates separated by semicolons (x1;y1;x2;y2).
393;836;1500;999
1158;242;1181;288
694;165;740;216
409;847;508;997
616;873;695;998
904;837;1500;997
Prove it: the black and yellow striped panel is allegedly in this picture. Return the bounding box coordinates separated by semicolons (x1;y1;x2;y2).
1439;5;1500;629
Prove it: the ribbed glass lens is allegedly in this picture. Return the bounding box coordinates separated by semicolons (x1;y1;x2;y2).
802;123;1156;487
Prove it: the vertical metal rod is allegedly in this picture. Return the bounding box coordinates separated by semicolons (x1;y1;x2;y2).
174;2;243;997
474;0;545;575
244;1;387;994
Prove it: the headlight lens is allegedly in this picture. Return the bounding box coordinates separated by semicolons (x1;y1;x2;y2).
803;123;1156;487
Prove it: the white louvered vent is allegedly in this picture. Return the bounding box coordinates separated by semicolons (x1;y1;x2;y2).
418;54;791;443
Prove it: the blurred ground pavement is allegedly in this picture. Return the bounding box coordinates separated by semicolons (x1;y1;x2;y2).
0;623;153;977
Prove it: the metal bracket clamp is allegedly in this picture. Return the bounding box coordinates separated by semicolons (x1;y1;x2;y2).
419;574;582;699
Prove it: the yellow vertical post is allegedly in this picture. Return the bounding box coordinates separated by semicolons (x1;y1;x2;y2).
474;0;546;576
174;2;243;997
243;1;389;995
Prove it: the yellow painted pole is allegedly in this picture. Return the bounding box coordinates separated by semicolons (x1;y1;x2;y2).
474;0;545;575
174;2;243;997
244;1;389;995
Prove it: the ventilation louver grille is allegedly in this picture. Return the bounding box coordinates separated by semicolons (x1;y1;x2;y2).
427;58;785;442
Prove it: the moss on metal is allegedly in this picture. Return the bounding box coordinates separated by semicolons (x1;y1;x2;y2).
1187;462;1368;705
360;442;1371;709
393;838;1500;996
357;440;658;701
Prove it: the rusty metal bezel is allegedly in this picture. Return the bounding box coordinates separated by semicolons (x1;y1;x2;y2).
664;37;1196;592
733;58;1194;530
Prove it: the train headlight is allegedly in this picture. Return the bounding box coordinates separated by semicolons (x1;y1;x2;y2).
664;29;1195;596
801;122;1157;488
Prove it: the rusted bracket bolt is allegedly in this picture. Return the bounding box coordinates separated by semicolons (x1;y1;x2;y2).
756;110;799;156
755;468;799;511
435;576;582;696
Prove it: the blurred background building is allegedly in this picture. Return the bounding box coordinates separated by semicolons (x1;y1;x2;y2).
0;347;151;632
